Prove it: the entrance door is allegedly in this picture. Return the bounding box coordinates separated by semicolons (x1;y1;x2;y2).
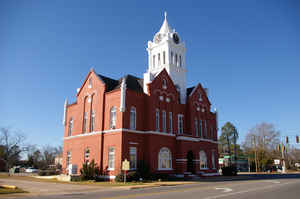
187;150;194;173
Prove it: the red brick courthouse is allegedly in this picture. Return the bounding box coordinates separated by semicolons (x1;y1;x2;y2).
62;13;219;179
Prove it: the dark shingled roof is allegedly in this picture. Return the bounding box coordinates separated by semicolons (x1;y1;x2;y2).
187;87;195;96
97;74;119;92
97;74;144;93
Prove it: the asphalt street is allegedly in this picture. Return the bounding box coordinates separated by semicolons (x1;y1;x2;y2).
1;174;300;199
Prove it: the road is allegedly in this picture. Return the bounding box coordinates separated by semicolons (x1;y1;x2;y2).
1;174;300;199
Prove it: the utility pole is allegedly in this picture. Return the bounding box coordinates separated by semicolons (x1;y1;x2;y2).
281;142;286;173
226;135;232;166
233;131;237;167
253;135;258;172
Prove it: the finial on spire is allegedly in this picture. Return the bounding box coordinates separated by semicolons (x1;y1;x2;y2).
159;11;172;34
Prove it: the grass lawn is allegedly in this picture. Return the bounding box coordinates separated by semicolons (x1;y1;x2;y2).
0;187;27;194
0;175;147;186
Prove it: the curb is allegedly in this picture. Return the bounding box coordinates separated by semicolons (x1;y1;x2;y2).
0;185;17;189
129;183;188;190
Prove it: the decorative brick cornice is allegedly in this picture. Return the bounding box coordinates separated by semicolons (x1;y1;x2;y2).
64;129;218;144
176;136;218;144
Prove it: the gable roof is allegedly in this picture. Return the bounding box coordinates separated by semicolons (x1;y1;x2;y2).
97;74;119;92
97;74;144;93
186;87;195;96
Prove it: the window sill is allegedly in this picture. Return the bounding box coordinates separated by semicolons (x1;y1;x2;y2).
157;168;173;171
107;168;115;171
200;168;209;170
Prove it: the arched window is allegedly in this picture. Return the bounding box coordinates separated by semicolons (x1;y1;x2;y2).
84;148;90;164
130;107;136;130
153;55;156;68
88;78;92;88
163;51;166;64
158;53;161;66
195;118;199;137
110;106;116;129
155;109;160;131
90;111;95;132
162;79;167;89
83;112;87;133
198;92;202;101
175;54;178;66
199;150;208;169
199;120;203;138
169;112;173;134
158;147;172;169
68;118;73;136
162;110;166;132
178;114;184;134
204;120;207;138
170;52;173;64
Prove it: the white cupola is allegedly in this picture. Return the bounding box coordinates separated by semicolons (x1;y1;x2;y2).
143;12;187;104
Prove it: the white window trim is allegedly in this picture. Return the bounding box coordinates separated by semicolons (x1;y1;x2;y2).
110;106;116;129
157;168;173;171
158;147;172;170
129;147;137;170
130;107;136;130
156;109;160;131
108;147;115;170
169;112;173;134
195;118;198;137
199;150;208;169
162;110;166;132
177;114;184;134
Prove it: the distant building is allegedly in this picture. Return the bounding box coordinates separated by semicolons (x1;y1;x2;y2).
55;154;63;166
62;13;219;179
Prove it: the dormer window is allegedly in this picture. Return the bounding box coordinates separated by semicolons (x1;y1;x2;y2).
88;78;92;88
162;79;167;89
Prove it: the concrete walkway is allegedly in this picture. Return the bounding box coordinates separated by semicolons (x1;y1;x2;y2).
0;178;115;196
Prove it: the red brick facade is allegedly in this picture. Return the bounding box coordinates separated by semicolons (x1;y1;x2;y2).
63;68;219;178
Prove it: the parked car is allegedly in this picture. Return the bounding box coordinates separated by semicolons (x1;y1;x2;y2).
25;167;38;173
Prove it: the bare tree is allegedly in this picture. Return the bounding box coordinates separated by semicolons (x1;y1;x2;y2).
243;123;280;171
0;127;26;171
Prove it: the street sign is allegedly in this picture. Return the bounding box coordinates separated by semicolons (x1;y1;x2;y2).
122;159;130;171
219;158;224;164
274;159;280;165
122;159;130;184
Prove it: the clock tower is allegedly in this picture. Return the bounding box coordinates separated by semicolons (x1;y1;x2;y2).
144;12;187;104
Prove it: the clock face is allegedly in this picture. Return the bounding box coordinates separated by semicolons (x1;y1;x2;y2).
154;34;162;43
173;33;180;44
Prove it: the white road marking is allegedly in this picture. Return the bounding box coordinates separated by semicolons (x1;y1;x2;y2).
266;180;280;184
205;181;295;199
215;187;233;193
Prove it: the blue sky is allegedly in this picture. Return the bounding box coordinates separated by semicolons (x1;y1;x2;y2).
1;0;299;148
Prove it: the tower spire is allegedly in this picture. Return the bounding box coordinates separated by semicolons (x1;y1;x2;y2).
159;11;171;34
